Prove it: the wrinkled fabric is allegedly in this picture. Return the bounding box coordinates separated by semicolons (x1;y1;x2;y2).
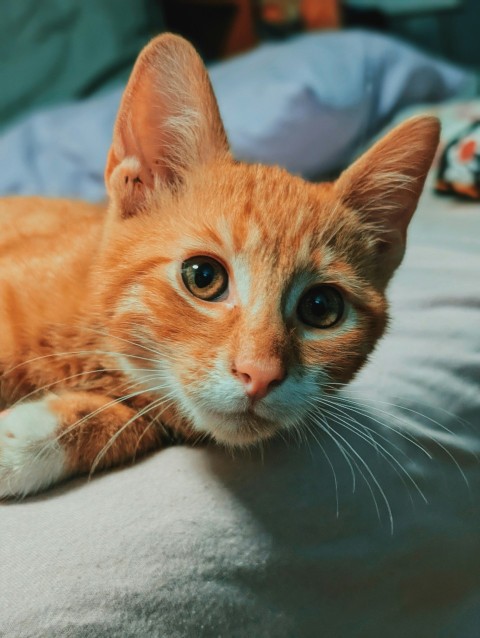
1;183;480;637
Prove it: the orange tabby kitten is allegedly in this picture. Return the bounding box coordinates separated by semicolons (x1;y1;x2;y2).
0;34;439;498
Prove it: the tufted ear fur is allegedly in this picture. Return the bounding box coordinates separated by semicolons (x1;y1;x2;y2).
105;33;229;217
334;116;440;286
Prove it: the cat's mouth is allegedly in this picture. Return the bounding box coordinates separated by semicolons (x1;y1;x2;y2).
194;406;280;446
177;380;302;447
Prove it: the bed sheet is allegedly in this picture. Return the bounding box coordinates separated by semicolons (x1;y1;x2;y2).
1;182;479;638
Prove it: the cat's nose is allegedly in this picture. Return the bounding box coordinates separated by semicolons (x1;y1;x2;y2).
233;358;286;401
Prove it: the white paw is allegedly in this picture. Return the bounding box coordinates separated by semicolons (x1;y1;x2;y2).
0;399;66;498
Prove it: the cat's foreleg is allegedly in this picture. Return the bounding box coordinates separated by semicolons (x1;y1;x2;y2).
0;392;162;499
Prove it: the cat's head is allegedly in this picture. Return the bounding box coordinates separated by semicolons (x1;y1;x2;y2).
98;34;439;446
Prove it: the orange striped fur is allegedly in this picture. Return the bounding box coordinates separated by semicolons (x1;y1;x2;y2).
0;35;439;496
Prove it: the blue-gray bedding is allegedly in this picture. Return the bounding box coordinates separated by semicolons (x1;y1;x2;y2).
2;181;480;638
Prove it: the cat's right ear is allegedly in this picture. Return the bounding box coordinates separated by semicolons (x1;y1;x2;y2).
105;34;229;218
334;116;440;286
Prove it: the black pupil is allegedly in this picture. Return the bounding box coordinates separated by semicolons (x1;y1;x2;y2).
194;262;215;288
309;292;328;316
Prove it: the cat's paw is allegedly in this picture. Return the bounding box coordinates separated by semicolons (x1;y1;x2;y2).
0;400;66;499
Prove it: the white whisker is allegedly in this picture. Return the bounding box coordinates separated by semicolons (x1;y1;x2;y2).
317;402;427;506
311;412;394;532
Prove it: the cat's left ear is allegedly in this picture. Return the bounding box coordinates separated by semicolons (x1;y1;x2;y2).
334;116;440;286
105;34;229;217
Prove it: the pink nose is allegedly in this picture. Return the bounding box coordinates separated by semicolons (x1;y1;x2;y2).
233;358;286;401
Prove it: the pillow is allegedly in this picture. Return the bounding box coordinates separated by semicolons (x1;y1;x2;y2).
0;30;473;200
2;176;480;636
211;30;474;177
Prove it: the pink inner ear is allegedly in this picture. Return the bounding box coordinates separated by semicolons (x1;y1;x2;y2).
0;409;10;418
116;78;172;188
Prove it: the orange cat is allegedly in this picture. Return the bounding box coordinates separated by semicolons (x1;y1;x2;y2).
0;34;439;498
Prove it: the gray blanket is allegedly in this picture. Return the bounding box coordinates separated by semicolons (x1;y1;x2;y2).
2;183;480;637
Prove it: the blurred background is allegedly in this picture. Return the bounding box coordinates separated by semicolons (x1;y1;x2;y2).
1;0;479;200
1;0;479;131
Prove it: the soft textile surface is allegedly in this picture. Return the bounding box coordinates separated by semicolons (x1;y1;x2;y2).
1;184;480;636
0;30;472;201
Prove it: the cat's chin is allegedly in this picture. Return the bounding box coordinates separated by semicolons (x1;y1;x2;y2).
192;409;280;448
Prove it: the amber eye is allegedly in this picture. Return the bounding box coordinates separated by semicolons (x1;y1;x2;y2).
297;285;344;329
181;256;228;301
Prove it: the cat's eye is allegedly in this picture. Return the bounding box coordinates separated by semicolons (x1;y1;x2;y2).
181;256;228;301
297;285;344;329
